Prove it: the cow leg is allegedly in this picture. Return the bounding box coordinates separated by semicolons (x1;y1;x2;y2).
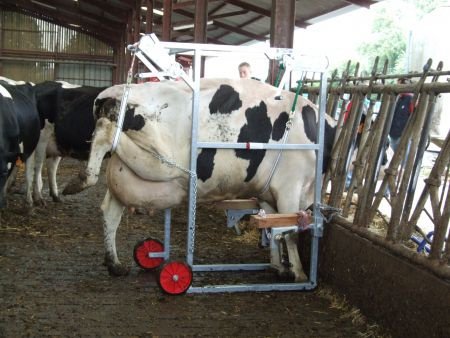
47;156;62;202
33;140;47;206
24;153;36;208
5;166;18;192
33;121;54;205
284;231;308;282
101;189;127;276
273;183;311;282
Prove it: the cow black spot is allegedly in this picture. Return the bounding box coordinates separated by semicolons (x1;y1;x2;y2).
209;85;242;115
123;107;145;132
302;105;337;174
272;111;289;141
301;105;317;142
323;121;336;173
235;101;272;182
197;149;216;182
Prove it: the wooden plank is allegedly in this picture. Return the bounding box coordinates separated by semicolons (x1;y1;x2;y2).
215;199;259;210
250;214;299;228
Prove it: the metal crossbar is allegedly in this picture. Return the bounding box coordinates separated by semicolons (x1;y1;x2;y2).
121;33;329;293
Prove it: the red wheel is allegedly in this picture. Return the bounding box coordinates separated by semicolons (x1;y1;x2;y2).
133;238;164;270
158;261;193;295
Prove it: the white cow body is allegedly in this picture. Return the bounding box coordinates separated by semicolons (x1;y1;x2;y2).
67;79;336;279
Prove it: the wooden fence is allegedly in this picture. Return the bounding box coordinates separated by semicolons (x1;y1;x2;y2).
301;58;450;279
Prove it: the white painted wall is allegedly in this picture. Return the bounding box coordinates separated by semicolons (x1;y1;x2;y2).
408;3;450;140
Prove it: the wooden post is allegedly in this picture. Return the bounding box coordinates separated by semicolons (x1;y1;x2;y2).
194;0;208;77
145;0;154;34
268;0;295;84
194;0;208;43
162;0;172;41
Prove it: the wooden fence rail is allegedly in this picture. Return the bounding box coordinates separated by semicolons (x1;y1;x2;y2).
301;59;450;279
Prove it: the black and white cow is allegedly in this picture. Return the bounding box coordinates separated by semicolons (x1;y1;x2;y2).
30;81;106;204
64;79;336;280
0;82;41;208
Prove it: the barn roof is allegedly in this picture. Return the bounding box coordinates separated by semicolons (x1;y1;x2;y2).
1;0;383;46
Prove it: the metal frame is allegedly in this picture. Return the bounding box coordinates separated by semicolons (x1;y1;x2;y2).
129;34;328;293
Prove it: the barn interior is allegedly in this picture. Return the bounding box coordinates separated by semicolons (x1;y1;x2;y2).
0;0;381;83
0;1;449;338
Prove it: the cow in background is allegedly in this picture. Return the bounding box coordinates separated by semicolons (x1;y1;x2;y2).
64;79;337;281
32;81;106;204
0;82;40;208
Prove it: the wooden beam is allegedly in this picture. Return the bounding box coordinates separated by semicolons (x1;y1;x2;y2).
162;0;172;41
269;0;295;84
344;0;376;8
172;9;248;27
194;0;208;43
223;0;270;17
213;20;266;41
174;8;194;18
194;0;208;77
173;0;220;10
208;2;226;16
133;0;141;40
216;199;259;210
145;0;154;33
210;9;248;20
213;14;263;41
270;0;295;48
250;214;300;228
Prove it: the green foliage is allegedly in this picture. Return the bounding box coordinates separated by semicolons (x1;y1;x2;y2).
358;6;406;73
402;0;443;16
356;0;443;74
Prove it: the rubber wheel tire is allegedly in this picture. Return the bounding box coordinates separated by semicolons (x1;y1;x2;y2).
133;238;164;270
158;261;193;295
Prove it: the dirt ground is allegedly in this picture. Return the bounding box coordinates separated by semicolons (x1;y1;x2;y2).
0;158;389;337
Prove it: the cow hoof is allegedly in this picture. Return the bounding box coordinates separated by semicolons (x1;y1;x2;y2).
107;264;130;277
62;179;84;195
295;273;309;283
33;198;46;207
51;195;62;203
276;270;296;282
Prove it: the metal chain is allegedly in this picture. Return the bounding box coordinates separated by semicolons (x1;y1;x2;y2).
317;203;342;223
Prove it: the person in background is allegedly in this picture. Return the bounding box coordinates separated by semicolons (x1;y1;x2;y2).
238;62;261;81
389;77;414;153
238;62;252;79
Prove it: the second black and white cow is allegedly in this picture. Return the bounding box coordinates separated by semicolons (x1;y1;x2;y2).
0;82;40;208
31;81;106;204
65;79;337;280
